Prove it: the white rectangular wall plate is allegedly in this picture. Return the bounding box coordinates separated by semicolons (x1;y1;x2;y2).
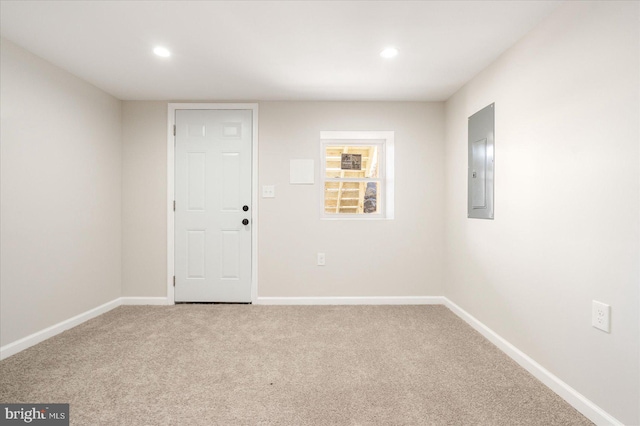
262;185;275;198
591;300;611;333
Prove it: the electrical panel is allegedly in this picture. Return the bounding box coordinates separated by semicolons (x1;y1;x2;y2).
468;103;495;219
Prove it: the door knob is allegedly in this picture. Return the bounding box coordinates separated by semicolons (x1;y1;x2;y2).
242;219;249;225
243;205;249;211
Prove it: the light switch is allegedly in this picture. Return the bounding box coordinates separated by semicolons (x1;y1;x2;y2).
262;185;275;198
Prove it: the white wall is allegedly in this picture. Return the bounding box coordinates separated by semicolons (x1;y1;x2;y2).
120;101;445;299
258;102;444;297
121;101;167;297
443;2;639;424
0;38;122;346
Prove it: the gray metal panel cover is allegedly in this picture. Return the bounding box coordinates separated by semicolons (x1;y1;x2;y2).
468;103;494;219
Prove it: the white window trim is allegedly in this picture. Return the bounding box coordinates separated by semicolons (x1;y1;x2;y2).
319;131;394;220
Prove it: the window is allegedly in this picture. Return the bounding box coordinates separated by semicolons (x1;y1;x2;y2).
320;131;394;219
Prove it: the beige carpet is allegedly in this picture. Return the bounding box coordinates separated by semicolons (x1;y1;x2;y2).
0;305;591;425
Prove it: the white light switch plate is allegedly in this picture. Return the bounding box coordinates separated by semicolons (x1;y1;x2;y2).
262;185;275;198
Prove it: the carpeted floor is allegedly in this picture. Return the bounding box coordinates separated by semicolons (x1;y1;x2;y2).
0;305;591;425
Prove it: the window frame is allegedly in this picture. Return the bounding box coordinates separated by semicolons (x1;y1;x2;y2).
320;131;394;220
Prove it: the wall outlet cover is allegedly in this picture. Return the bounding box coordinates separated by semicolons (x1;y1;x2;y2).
262;185;275;198
591;300;610;333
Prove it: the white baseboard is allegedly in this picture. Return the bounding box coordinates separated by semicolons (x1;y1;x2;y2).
0;298;121;361
255;296;445;305
443;297;622;426
120;297;171;305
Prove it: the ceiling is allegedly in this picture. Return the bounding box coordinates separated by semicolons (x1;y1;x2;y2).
0;1;562;101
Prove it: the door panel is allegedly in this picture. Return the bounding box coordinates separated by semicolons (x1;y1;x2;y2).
186;230;206;279
221;230;240;279
221;152;241;210
187;153;206;211
175;109;252;302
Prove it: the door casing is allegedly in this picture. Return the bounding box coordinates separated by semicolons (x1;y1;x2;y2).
167;103;259;304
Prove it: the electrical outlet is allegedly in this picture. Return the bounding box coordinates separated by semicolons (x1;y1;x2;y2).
317;253;325;266
592;301;611;333
262;185;275;198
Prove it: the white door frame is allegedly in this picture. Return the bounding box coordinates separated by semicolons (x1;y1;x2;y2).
167;103;259;304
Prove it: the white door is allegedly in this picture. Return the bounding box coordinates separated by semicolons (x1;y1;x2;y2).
174;109;252;302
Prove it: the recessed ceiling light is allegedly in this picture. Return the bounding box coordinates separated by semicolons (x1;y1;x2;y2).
153;46;171;58
380;47;398;59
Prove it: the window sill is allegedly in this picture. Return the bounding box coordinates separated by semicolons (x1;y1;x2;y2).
320;216;393;221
